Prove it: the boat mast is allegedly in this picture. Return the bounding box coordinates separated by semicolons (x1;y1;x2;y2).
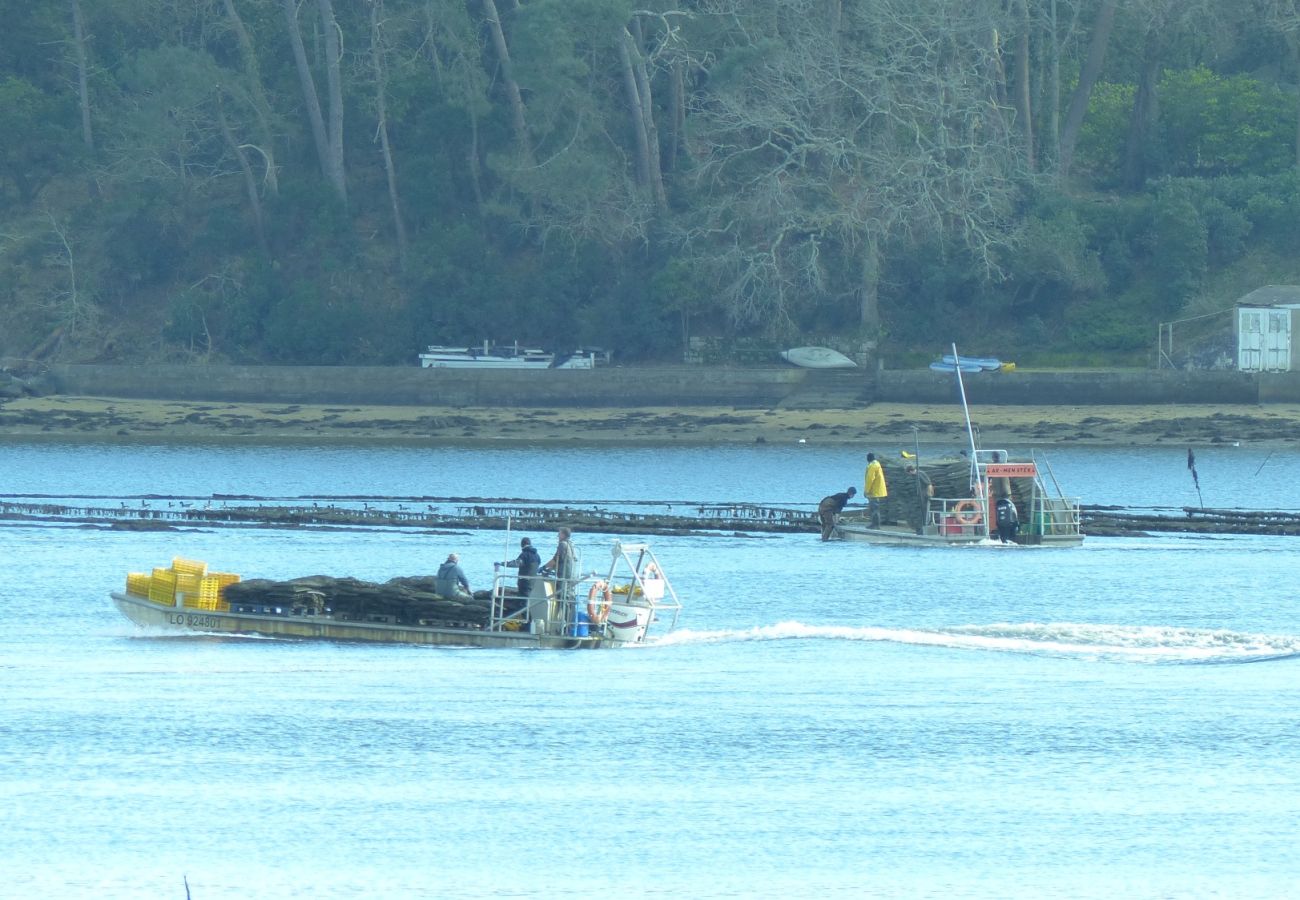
951;343;983;496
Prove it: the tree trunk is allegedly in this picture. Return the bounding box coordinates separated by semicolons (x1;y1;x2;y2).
618;31;656;201
1047;0;1060;161
1058;0;1117;179
281;0;346;204
480;0;533;163
627;22;667;209
1291;37;1300;173
217;94;271;259
665;60;683;172
70;0;94;153
282;0;334;197
371;1;408;270
220;0;279;195
859;233;880;334
1122;41;1160;190
317;0;347;205
1015;0;1034;170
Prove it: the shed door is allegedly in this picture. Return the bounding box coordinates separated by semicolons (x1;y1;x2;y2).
1238;310;1264;371
1265;310;1291;371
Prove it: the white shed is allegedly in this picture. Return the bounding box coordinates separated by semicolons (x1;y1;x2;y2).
1236;286;1300;372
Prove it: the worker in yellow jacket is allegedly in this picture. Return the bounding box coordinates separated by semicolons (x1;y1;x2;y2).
864;452;887;528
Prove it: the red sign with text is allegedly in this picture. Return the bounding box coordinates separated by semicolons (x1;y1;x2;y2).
985;463;1037;478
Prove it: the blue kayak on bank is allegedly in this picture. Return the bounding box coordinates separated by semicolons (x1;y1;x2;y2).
940;353;1003;371
929;360;984;373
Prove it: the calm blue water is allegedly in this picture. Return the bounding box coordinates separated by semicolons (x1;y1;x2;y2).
3;440;1300;898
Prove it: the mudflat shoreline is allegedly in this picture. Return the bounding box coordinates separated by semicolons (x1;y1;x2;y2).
2;396;1298;447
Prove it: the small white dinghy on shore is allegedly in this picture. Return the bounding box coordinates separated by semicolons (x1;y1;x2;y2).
780;347;858;369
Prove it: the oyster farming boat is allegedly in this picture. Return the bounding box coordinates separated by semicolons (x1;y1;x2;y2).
832;449;1084;547
111;541;681;648
833;344;1082;547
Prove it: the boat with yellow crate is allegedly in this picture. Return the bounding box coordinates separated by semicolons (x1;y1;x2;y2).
110;541;682;648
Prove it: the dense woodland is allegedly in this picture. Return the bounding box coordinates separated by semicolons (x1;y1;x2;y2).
3;0;1300;367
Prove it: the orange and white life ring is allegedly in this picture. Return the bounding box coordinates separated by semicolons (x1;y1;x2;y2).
954;499;983;525
587;581;613;623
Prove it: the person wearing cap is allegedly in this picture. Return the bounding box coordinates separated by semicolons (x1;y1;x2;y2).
543;526;577;603
864;452;888;528
817;486;857;540
436;553;471;599
502;537;542;597
904;463;934;534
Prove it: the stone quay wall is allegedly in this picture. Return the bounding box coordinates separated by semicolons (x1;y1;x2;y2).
38;363;1300;408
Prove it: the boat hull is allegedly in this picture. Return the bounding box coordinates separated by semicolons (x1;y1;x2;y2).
832;521;1083;547
833;523;988;546
781;347;858;369
111;592;608;649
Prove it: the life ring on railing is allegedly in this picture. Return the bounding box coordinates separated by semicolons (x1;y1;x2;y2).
954;499;983;525
587;581;613;623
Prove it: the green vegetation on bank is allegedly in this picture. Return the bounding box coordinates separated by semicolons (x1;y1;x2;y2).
2;1;1300;367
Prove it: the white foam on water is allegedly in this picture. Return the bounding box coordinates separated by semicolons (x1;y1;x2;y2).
654;620;1300;663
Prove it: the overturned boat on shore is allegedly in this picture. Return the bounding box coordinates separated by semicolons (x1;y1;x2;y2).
111;542;681;648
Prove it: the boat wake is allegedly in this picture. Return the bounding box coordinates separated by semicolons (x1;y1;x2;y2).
654;621;1300;664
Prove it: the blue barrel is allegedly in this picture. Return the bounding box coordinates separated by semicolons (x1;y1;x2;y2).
568;609;590;637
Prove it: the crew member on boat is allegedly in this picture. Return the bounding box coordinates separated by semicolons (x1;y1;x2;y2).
502;537;542;598
864;453;888;528
817;486;857;541
436;553;472;598
995;495;1020;544
544;527;577;601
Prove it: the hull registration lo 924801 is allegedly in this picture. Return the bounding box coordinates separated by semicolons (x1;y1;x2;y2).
112;541;681;648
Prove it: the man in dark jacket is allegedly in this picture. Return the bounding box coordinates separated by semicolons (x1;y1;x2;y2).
436;553;471;598
817;486;857;540
995;495;1020;544
503;537;542;597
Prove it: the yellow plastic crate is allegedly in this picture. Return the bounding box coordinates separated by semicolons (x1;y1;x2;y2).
175;573;202;595
126;572;151;597
148;569;178;605
199;573;241;601
171;557;208;577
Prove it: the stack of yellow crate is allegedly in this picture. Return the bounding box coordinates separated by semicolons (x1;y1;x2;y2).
135;558;238;610
173;557;206;609
197;572;239;611
148;568;178;604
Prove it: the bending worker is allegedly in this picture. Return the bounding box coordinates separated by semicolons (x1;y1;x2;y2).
817;486;857;541
864;452;888;528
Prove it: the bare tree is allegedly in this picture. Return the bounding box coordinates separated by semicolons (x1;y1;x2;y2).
677;0;1024;335
370;0;409;268
69;0;94;153
1058;0;1117;178
41;211;98;341
281;0;347;204
480;0;534;163
219;0;281;196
